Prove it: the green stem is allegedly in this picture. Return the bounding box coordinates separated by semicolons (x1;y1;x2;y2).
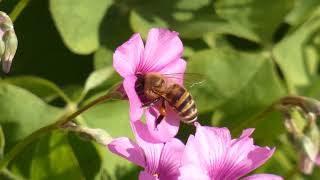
9;0;31;22
0;92;116;171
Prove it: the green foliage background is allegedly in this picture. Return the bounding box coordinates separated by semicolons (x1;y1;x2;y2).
0;0;320;179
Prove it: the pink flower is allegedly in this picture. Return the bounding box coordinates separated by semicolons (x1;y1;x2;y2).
108;129;185;180
179;123;282;180
113;28;186;142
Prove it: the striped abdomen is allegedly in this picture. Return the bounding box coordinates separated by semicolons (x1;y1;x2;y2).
164;84;198;124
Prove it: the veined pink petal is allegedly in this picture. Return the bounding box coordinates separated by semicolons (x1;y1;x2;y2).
158;138;185;180
145;105;180;142
132;125;164;175
113;33;144;77
139;171;158;180
123;76;144;122
194;123;231;173
141;28;183;72
214;128;275;179
178;164;210;180
242;174;283;180
159;58;186;85
182;123;278;180
107;137;145;167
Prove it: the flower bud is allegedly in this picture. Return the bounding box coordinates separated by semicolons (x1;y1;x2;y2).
60;122;113;146
0;11;18;73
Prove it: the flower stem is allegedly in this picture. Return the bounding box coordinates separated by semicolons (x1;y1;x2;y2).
9;0;31;22
0;91;117;171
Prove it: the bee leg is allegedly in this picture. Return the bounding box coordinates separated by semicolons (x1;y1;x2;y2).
155;101;167;128
142;98;161;108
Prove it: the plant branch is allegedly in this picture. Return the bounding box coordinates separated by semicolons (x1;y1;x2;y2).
9;0;31;22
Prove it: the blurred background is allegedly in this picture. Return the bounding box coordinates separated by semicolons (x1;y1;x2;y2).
0;0;320;179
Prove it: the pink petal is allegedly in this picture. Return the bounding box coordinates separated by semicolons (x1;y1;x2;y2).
194;123;231;169
316;154;320;166
158;138;185;180
141;28;183;72
182;135;205;168
159;58;187;85
107;137;145;167
216;129;275;179
178;164;210;180
145;105;180;142
123;76;144;122
133;128;164;175
139;171;158;180
113;33;144;77
242;174;283;180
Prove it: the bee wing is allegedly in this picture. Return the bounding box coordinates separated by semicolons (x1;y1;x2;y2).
162;73;206;88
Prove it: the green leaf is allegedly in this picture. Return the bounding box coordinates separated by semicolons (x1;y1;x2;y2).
273;16;320;93
188;48;284;111
130;0;235;39
0;126;4;160
188;48;285;138
49;0;112;54
0;83;64;151
82;100;136;180
94;47;113;70
30;131;85;180
215;0;293;43
84;67;114;95
3;76;69;103
285;0;320;26
68;133;104;180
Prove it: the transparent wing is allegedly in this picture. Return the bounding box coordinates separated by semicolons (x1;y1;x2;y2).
162;73;206;88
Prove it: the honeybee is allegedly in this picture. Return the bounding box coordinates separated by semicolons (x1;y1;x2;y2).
135;72;202;126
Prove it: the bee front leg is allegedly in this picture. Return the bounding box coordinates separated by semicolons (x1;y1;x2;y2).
155;101;167;128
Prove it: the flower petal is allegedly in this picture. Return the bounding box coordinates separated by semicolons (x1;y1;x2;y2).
159;58;186;85
113;33;144;77
130;123;165;175
158;138;185;180
194;123;231;168
123;76;144;121
141;28;183;72
216;128;275;179
139;170;158;180
107;137;145;167
178;164;210;180
181;135;203;167
145;105;180;142
242;174;283;180
316;154;320;166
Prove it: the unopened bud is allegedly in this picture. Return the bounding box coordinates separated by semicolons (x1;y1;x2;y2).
0;11;17;73
60;122;113;146
299;153;315;174
277;96;320;116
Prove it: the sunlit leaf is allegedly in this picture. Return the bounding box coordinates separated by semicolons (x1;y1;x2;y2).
285;0;320;26
30;131;85;180
84;67;114;95
215;0;293;43
0;83;64;151
3;76;69;102
273;16;320;93
50;0;112;54
82;100;137;180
